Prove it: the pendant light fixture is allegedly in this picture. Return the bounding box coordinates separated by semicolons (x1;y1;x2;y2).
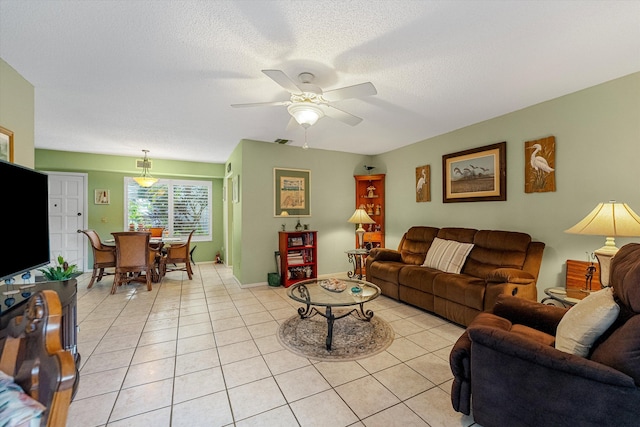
133;149;158;187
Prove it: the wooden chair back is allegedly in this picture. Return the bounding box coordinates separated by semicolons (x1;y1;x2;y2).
111;232;153;293
80;229;116;288
161;230;195;280
112;232;151;271
149;227;164;238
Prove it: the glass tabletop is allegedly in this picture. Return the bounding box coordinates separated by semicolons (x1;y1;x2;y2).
543;287;588;305
287;278;380;307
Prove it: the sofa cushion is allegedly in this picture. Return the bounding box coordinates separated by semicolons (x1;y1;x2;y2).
423;237;474;274
433;274;487;311
398;265;441;293
555;287;620;357
399;226;439;265
463;230;531;278
368;261;406;284
590;315;640;385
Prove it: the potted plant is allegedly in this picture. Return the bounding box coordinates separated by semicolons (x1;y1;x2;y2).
38;255;79;281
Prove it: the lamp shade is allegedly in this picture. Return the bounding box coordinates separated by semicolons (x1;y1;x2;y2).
347;208;375;225
564;202;640;237
133;176;158;187
565;201;640;287
134;149;158;187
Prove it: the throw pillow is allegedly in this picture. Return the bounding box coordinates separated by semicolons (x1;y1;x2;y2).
422;237;474;274
0;370;45;427
555;287;620;357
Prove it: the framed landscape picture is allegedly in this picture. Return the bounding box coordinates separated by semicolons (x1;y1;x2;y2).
442;141;506;203
274;168;311;217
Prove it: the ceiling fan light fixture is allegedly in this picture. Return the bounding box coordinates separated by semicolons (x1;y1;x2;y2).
287;103;324;127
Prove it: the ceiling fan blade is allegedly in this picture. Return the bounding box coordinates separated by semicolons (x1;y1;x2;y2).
319;104;363;126
231;100;290;108
322;82;377;102
262;69;303;94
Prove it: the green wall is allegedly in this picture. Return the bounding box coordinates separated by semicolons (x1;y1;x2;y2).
375;72;640;299
231;139;372;285
35;149;225;265
0;58;34;167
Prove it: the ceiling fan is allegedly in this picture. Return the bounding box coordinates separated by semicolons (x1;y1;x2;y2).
231;69;377;128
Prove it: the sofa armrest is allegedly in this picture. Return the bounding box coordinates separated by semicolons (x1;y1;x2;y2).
468;325;635;388
486;268;535;285
490;295;567;335
367;248;402;263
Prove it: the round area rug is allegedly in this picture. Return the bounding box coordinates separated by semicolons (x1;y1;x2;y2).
277;311;395;361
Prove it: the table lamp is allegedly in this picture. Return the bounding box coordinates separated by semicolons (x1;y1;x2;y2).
565;201;640;287
348;208;375;249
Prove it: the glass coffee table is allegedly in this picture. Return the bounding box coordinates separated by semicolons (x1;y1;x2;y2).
287;278;381;350
542;287;589;307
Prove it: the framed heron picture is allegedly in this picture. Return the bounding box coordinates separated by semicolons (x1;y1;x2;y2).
525;136;556;193
443;142;506;203
416;165;430;202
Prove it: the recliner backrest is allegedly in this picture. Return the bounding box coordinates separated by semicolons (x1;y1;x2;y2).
463;230;532;278
398;226;439;265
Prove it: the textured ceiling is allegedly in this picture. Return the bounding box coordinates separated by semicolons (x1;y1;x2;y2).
1;1;639;163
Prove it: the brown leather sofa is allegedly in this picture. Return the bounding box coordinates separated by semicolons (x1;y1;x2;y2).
450;243;640;427
365;226;545;326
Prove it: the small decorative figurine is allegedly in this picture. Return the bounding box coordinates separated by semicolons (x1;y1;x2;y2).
367;185;376;197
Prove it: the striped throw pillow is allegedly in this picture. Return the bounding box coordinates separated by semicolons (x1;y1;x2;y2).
422;237;474;274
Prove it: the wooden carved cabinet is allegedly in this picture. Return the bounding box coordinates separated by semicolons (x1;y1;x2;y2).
279;231;317;287
354;174;385;249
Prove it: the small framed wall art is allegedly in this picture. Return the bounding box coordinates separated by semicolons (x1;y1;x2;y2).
416;165;430;202
95;189;110;205
274;167;310;217
525;136;556;193
0;126;14;163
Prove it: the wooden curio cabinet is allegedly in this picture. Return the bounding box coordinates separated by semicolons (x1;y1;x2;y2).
354;174;385;249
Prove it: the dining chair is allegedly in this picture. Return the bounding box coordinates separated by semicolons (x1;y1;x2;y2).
79;229;116;288
160;230;195;280
111;232;157;294
149;227;164;238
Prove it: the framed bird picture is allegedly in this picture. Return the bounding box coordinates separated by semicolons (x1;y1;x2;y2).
416;165;430;202
443;142;506;203
525;136;556;193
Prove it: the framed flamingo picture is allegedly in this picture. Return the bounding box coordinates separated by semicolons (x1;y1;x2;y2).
443;142;506;203
416;165;430;202
525;136;556;193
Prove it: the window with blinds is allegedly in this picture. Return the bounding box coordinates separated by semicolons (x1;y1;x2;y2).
125;178;212;241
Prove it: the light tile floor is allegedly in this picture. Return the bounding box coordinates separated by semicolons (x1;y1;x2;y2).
68;263;480;426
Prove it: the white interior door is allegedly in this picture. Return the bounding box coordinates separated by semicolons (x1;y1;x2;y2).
223;174;233;267
47;172;88;271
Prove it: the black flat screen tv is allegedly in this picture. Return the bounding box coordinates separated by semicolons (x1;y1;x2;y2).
0;160;50;282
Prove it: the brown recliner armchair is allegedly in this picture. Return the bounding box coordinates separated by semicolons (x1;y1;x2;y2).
450;243;640;427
